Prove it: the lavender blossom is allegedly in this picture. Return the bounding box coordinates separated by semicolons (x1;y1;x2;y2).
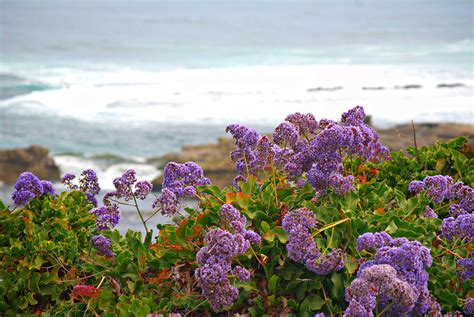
112;169;136;200
424;175;450;203
285;112;319;135
356;232;392;252
134;180;153;200
273;121;299;147
152;188;178;216
441;214;474;241
457;253;474;281
11;172;44;206
341;105;366;126
283;208;344;274
233;266;251;281
80;169;101;196
40;180;55;195
61;173;78;189
352;232;439;316
306;249;345;274
465;297;474;315
423;206;438;218
155;161;210;216
91;235;113;257
232;175;247;191
91;204;121;231
408;180;425;195
344;264;418;317
195;206;260;312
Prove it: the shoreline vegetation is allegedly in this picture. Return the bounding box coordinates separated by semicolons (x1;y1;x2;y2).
1;106;472;315
1;121;472;188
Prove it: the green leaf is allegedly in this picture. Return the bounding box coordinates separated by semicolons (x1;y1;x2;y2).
305;295;325;310
268;275;280;294
265;226;288;243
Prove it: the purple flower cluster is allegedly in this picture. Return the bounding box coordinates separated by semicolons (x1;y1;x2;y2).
11;172;55;206
457;252;473;282
227;106;388;196
353;232;439;316
61;169;100;206
282;208;345;275
227;124;280;175
409;175;473;241
355;232;392;252
423;206;438;218
92;169;153;230
408;175;473;210
91;235;113;257
441;214;474;242
344;264;417;317
91;205;120;231
153;162;210;216
195;204;260;312
465;297;474;315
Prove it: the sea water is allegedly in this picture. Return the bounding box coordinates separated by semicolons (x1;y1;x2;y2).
0;0;473;190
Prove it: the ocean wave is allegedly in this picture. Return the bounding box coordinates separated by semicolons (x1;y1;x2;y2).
0;72;56;100
0;64;472;127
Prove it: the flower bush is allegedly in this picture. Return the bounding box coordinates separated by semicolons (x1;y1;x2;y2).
1;106;472;316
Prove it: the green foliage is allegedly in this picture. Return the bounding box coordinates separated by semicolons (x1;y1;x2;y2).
0;137;472;315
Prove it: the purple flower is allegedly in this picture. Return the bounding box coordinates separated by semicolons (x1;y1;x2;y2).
273;121;299;147
408;180;425;195
85;193;98;207
282;208;344;274
220;204;242;226
11;190;36;207
156;161;210;216
306;249;345;275
465;297;474;315
341;105;366;126
11;172;44;206
80;169;100;196
233;266;251;281
423;175;450;203
61;173;78;189
112;169;136;200
40;180;55;195
457;253;474;281
152;188;178;216
356;232;392;252
441;214;474;241
353;232;438;316
134;180;153;200
91;204;121;231
232;175;247;191
423;206;438;218
285;112;319;135
195;207;260;312
91;235;113;257
448;203;467;217
344;264;418;317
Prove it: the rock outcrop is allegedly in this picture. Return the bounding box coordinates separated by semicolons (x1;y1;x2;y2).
0;145;60;185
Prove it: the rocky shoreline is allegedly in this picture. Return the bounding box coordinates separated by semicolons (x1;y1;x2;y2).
1;122;472;188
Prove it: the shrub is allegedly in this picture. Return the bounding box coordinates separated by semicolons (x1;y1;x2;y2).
1;106;472;316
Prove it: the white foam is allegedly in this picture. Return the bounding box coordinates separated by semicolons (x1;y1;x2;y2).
2;63;473;127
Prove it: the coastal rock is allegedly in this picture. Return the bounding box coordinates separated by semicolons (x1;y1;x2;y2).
151;123;473;188
0;145;60;185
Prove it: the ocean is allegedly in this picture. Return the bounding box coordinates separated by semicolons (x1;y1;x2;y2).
1;0;473;191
